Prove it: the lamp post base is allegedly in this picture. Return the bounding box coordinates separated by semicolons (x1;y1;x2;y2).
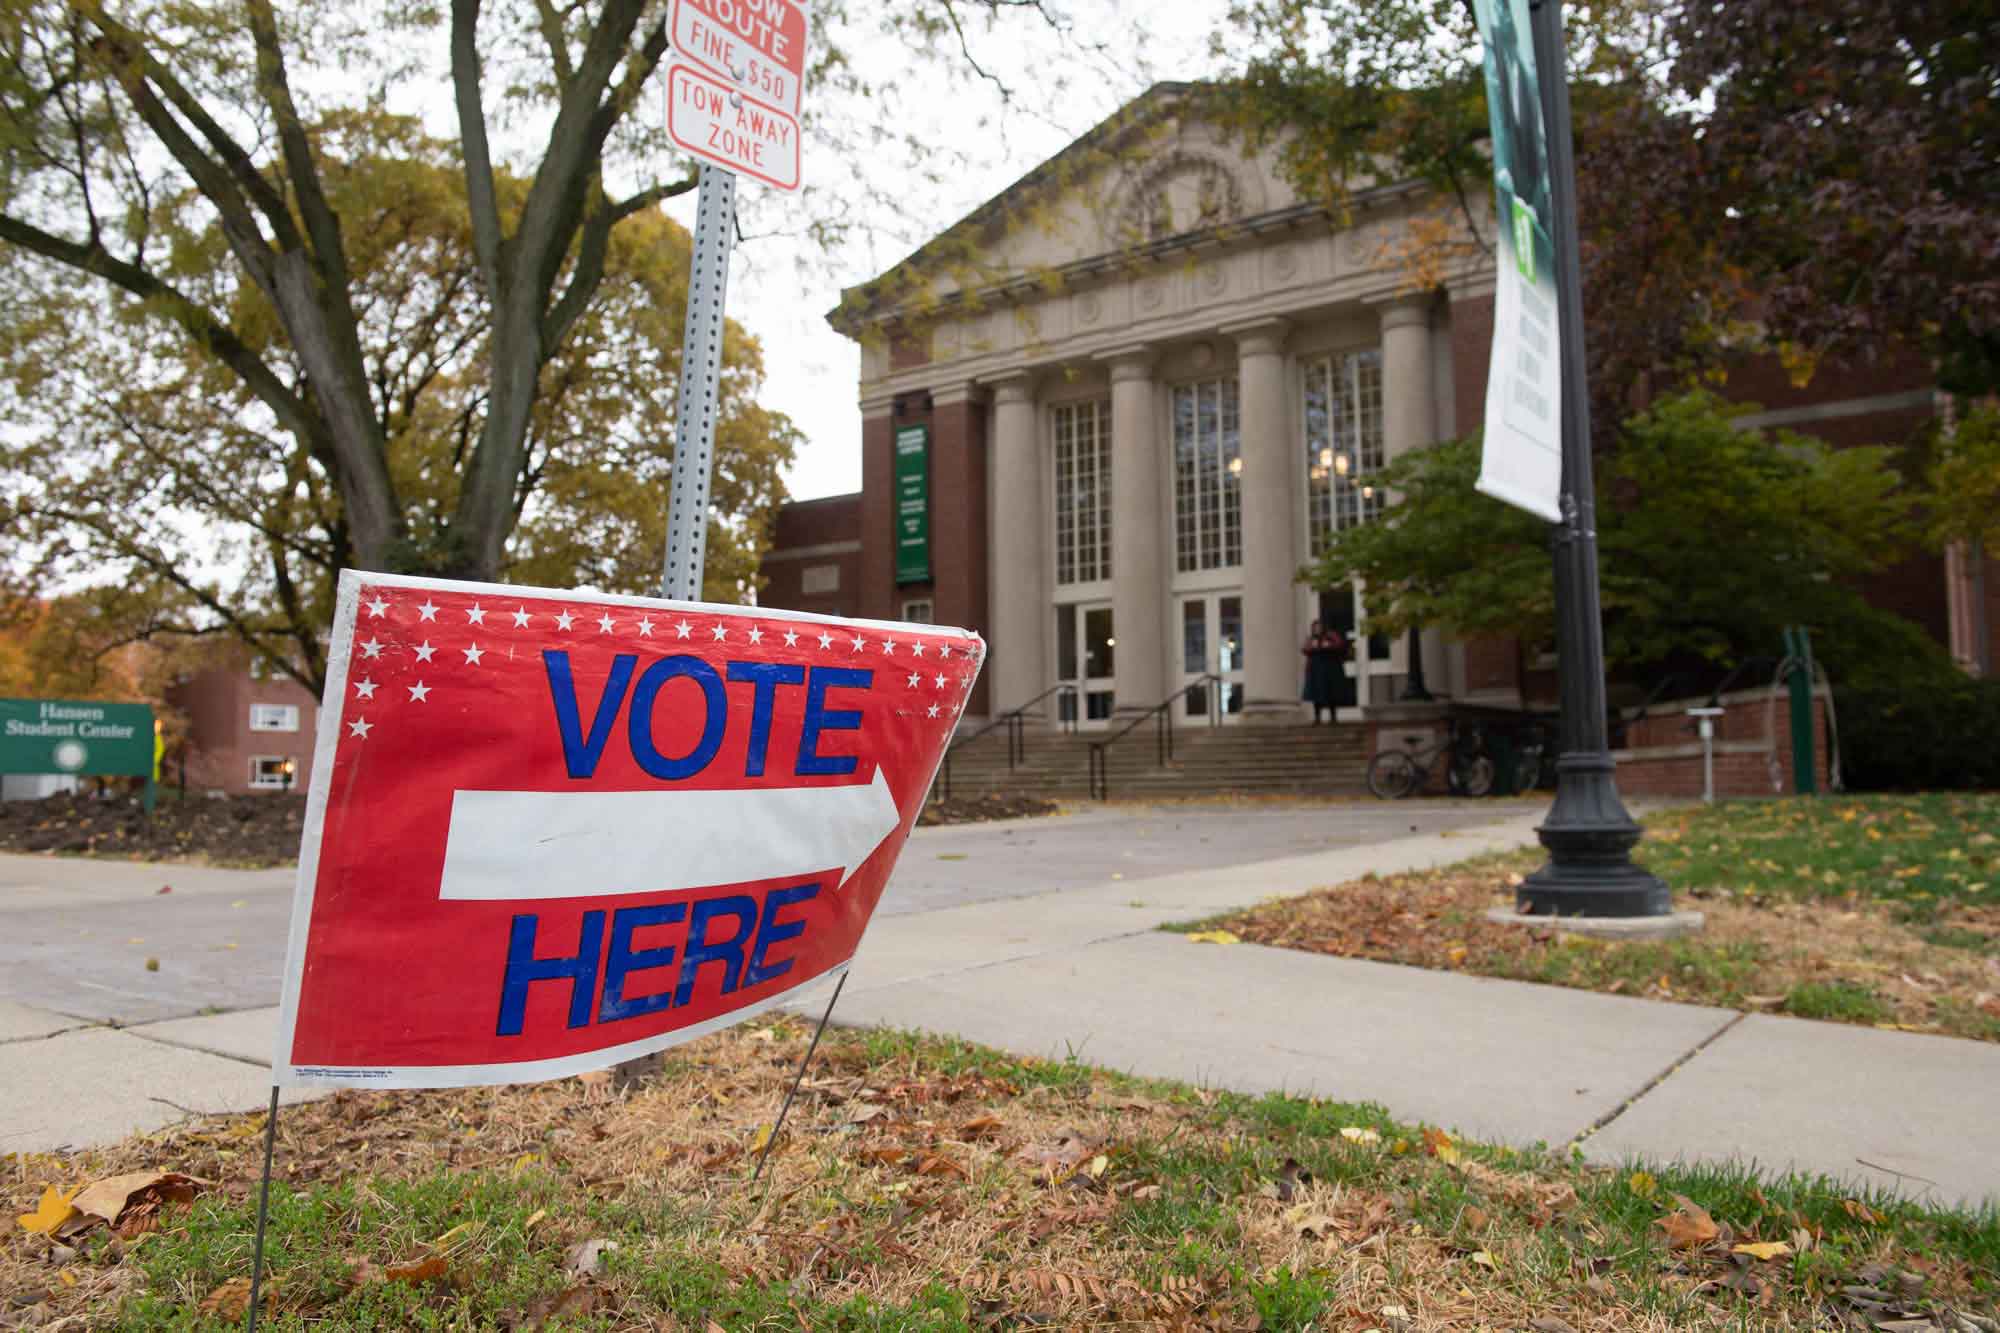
1516;751;1670;918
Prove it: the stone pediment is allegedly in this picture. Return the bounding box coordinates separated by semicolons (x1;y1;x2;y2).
831;84;1293;331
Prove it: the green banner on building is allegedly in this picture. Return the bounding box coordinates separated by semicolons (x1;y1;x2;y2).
0;698;155;779
894;424;931;585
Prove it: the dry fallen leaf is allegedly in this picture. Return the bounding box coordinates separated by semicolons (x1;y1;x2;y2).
384;1255;450;1283
1656;1195;1721;1250
564;1238;619;1279
1732;1240;1794;1261
1184;929;1241;945
1340;1126;1382;1146
198;1277;257;1319
15;1185;82;1237
1468;1249;1498;1270
1529;1317;1581;1333
958;1114;1004;1141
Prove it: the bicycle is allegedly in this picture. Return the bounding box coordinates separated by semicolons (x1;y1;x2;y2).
1366;722;1496;799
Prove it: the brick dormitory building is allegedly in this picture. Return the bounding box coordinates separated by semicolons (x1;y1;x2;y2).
759;83;1996;791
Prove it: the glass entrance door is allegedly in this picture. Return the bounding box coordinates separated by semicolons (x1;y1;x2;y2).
1055;603;1115;727
1177;593;1244;722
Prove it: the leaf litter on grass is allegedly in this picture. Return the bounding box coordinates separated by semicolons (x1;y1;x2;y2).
1202;794;2000;1043
3;1024;1995;1330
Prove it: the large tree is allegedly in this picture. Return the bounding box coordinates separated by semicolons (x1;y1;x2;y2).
1211;0;1724;444
0;110;797;694
1302;392;1949;689
1669;0;2000;396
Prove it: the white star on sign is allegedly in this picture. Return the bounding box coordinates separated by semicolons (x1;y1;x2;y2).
783;628;799;647
511;607;532;627
408;681;431;702
414;641;437;662
906;672;921;687
850;634;866;651
466;604;486;626
365;597;389;618
463;644;485;665
348;717;373;738
354;678;377;699
747;626;764;644
927;703;941;718
417;600;439;621
360;638;383;658
938;645;952;659
675;620;693;639
597;613;616;634
554;610;575;631
881;639;897;655
817;631;834;649
637;617;655;637
935;673;948;687
711;625;729;642
911;641;926;657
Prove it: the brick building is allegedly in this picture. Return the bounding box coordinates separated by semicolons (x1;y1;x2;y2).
761;82;1996;737
166;654;322;796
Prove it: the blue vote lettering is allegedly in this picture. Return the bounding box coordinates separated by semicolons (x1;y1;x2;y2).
542;651;872;781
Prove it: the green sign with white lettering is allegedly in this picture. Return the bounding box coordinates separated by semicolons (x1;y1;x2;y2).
0;698;155;779
894;424;931;585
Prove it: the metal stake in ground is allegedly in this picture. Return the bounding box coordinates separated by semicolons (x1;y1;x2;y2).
243;1086;280;1332
751;969;849;1200
1515;0;1669;918
660;162;738;602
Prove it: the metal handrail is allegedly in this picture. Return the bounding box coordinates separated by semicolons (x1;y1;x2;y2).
1087;674;1225;801
936;682;1079;802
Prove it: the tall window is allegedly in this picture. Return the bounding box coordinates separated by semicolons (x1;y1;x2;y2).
1172;377;1242;572
1052;400;1111;585
1304;350;1385;555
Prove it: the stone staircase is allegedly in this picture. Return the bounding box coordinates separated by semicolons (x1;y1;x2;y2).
932;721;1370;802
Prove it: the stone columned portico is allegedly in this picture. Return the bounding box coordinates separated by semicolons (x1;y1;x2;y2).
984;371;1044;715
824;83;1495;729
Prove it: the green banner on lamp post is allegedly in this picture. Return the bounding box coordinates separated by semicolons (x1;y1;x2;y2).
893;424;931;584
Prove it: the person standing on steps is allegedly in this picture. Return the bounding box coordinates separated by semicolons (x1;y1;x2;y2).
1301;620;1347;724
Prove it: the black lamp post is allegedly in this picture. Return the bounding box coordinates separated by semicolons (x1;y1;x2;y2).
1514;0;1669;918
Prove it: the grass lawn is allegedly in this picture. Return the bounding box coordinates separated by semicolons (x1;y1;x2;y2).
1188;794;2000;1043
5;1022;1997;1331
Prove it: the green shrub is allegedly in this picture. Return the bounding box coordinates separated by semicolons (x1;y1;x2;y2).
1836;680;2000;790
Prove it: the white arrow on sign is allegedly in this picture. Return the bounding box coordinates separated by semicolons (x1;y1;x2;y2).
435;767;900;901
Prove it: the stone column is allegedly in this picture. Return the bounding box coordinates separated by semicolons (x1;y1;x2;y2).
1378;297;1445;698
984;371;1046;714
1100;345;1165;711
1223;318;1299;718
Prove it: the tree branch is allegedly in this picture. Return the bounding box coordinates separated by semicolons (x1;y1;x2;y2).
0;211;322;450
82;10;302;253
533;0;576;84
242;1;353;300
451;0;503;288
542;178;692;355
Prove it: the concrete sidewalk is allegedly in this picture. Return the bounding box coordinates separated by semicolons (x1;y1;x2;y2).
4;809;1997;1211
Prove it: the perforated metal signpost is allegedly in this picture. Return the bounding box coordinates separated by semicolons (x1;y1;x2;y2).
660;162;738;603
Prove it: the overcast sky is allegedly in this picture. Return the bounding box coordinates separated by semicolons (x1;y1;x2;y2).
664;3;1223;501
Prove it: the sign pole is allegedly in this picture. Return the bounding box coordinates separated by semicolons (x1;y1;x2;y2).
1514;0;1668;917
243;1086;280;1331
660;162;738;603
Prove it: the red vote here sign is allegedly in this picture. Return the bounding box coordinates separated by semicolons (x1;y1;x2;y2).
273;571;981;1088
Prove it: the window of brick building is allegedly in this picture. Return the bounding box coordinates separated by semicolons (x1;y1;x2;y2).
1303;349;1385;555
801;564;841;595
249;703;299;732
249;755;295;789
1172;377;1242;572
1052;400;1111;585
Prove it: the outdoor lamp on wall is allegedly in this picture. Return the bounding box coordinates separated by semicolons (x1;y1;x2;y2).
281;758;296;793
1361;484;1376;501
